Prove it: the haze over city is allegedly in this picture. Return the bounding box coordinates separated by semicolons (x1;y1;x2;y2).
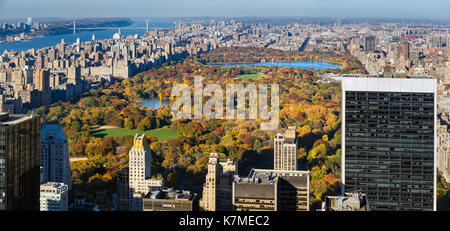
0;0;449;20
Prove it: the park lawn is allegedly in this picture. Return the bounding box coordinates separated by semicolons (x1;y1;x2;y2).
237;73;260;80
91;127;178;141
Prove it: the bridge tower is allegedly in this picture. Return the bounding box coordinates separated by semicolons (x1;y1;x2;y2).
73;20;76;34
146;20;149;33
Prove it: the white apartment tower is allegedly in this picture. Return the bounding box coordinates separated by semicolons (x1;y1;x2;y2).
40;182;69;211
40;120;72;191
200;151;238;211
129;134;163;211
274;126;298;171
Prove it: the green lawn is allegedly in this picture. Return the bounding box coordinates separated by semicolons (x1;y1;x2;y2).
237;73;260;80
91;127;178;141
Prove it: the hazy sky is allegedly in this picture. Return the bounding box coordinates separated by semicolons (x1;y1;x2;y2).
0;0;448;20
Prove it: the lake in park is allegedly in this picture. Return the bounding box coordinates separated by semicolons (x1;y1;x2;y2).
138;98;169;110
215;61;342;69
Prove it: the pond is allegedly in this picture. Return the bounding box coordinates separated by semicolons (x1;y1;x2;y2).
138;98;169;110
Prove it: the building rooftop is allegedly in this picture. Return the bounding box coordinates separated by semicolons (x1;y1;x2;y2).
233;177;276;199
342;77;437;93
41;121;67;141
234;168;310;199
324;193;370;211
249;169;309;188
145;188;196;201
0;113;38;125
40;182;68;193
275;126;297;144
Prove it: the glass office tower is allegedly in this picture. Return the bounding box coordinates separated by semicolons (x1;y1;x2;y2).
0;113;41;211
342;77;436;211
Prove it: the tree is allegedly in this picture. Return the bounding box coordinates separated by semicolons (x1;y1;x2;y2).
124;117;134;129
137;117;152;131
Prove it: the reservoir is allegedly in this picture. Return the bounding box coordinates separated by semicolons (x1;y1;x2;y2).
214;61;342;69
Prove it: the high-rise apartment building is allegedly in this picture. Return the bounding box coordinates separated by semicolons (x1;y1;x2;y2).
36;50;44;69
0;113;41;211
401;41;410;60
40;120;72;191
128;134;163;211
40;182;68;211
199;151;238;211
364;35;376;52
232;169;310;211
34;68;51;106
67;65;81;85
35;68;50;92
274;126;298;171
342;77;436;211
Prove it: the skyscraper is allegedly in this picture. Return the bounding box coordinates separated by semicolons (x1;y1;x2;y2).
0;113;41;211
35;50;44;69
199;151;238;211
35;68;50;91
40;119;72;191
274;126;298;171
364;35;376;52
401;41;410;60
34;68;51;105
342;77;436;211
67;65;81;85
26;17;32;26
128;134;163;211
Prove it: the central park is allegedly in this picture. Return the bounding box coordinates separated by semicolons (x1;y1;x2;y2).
31;47;450;210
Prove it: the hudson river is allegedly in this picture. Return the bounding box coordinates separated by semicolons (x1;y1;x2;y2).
0;20;173;53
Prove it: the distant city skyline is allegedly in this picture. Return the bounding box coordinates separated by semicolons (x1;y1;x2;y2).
0;0;449;20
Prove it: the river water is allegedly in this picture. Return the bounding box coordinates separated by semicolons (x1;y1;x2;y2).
0;20;173;53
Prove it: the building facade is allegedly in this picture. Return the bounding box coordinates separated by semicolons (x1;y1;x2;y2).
232;169;310;211
437;113;450;182
40;120;72;191
0;113;41;210
342;77;436;211
116;167;129;211
143;188;198;211
40;182;68;211
274;126;298;171
128;134;163;211
199;151;238;211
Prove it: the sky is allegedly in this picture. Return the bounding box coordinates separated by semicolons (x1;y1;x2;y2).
0;0;448;20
